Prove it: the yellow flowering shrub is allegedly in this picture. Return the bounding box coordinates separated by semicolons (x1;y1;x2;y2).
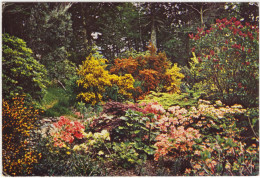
2;96;41;175
77;54;134;105
109;74;135;98
164;63;185;93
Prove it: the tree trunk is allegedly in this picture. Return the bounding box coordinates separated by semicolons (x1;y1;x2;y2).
151;18;157;50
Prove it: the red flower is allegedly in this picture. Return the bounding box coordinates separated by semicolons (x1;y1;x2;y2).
197;27;203;33
246;61;250;66
231;17;237;22
233;29;238;35
208;56;211;60
235;21;241;26
216;19;221;23
248;48;251;53
222;18;227;23
191;47;195;52
198;57;202;62
188;33;194;39
74;132;84;139
246;22;250;26
206;30;210;34
238;83;242;88
225;40;229;44
210;50;215;56
195;34;200;40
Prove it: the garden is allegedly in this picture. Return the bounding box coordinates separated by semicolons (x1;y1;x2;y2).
2;2;259;176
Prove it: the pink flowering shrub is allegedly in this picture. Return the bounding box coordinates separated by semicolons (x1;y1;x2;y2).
152;100;258;175
141;101;166;115
51;116;85;148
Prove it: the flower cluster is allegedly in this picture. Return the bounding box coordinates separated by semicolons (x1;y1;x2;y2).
110;42;184;100
2;96;41;175
51;116;85;148
189;17;259;107
73;130;110;155
77;54;135;105
140;101;166;115
152;100;250;163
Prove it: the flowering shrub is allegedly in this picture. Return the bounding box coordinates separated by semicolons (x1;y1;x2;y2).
73;130;110;156
152;99;258;175
77;54;135;105
2;96;41;175
189;17;259;107
163;63;185;93
50;116;85;148
110;43;184;100
139;91;201;109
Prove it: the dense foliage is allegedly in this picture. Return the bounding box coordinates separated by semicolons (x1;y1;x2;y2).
2;33;49;101
2;2;259;176
189;17;259;107
77;54;135;105
110;43;184;100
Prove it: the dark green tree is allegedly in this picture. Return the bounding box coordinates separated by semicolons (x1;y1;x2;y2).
25;3;73;83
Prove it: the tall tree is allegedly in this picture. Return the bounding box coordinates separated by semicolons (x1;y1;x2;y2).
25;3;73;81
68;2;104;65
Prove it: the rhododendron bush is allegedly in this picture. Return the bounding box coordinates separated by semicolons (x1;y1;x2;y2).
189;17;259;107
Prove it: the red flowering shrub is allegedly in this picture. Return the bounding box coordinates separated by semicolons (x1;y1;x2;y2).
51;116;85;148
189;17;259;107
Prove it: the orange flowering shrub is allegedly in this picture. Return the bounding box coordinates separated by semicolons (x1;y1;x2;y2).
110;42;184;100
110;56;139;76
50;116;85;148
138;69;159;92
2;96;41;175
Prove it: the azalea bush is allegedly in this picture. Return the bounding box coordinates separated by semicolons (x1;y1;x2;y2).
189;17;259;107
50;116;85;147
110;43;184;100
152;99;259;175
34;116;110;176
77;53;135;105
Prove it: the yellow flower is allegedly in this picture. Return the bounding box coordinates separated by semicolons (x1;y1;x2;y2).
98;150;104;155
66;151;71;155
